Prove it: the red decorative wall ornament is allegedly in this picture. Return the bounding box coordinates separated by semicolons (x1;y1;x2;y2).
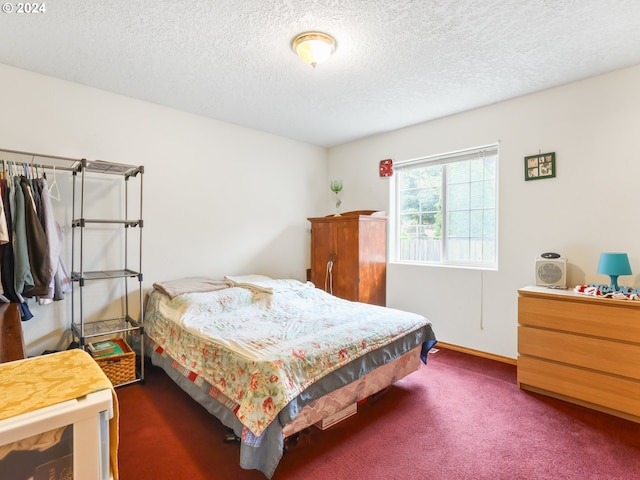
379;159;393;177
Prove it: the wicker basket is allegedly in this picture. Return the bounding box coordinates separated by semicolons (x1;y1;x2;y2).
93;338;136;386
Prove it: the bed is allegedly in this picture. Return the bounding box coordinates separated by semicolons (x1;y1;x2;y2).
143;275;437;478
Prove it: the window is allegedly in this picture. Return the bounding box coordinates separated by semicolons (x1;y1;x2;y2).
392;144;498;268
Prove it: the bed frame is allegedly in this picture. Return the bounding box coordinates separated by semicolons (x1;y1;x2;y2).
147;340;429;478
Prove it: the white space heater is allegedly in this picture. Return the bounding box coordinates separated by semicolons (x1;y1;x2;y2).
535;255;567;287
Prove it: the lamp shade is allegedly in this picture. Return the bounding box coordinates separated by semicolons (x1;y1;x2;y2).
597;252;632;291
597;253;632;276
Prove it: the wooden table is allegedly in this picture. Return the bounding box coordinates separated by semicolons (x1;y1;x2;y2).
0;303;26;363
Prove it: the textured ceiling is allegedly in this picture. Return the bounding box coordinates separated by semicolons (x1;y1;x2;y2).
1;1;640;147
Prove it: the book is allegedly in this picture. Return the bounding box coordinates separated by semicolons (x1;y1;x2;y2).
88;340;117;357
90;340;126;358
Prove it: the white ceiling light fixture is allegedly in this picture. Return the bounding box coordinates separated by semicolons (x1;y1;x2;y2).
292;31;336;68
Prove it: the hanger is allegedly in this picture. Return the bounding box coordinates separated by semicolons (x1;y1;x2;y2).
48;165;61;201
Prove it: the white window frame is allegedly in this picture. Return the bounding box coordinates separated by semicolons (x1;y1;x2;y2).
389;144;499;269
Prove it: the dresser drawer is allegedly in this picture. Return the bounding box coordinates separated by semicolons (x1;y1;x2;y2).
518;326;640;380
518;356;640;417
518;295;640;343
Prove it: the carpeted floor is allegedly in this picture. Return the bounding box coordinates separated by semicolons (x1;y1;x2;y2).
117;348;640;479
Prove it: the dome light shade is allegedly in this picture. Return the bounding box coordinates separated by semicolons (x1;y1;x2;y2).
292;32;336;68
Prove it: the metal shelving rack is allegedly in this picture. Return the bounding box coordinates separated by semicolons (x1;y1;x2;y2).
0;148;146;386
70;159;145;386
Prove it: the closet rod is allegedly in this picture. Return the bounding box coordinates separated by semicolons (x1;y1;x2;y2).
0;147;82;172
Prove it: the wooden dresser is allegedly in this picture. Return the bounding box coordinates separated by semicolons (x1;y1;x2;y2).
517;286;640;422
308;210;386;306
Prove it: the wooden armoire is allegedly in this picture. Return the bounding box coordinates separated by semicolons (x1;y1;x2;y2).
307;210;387;306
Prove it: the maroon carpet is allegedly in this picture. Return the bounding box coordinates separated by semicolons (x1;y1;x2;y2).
117;349;640;479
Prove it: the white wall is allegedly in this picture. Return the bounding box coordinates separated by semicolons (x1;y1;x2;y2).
4;62;639;360
0;64;327;356
327;64;640;359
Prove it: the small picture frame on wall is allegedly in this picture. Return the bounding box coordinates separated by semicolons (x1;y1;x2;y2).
524;152;556;181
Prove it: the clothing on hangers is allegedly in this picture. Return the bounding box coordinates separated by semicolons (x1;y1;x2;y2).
0;154;71;317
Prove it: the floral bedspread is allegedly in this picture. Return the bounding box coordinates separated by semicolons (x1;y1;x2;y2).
144;279;431;436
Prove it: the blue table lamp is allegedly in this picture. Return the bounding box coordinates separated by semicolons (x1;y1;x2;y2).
597;252;632;291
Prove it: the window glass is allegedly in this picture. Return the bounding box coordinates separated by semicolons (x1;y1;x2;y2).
393;145;498;268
